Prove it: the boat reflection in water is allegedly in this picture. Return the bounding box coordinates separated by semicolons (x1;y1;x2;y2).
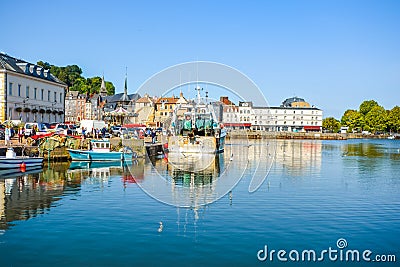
139;150;232;208
0;162;77;230
67;160;139;186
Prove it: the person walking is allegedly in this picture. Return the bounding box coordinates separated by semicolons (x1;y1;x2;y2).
5;126;11;145
18;126;24;143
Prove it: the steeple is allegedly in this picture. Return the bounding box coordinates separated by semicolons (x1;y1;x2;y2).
122;67;129;102
100;75;107;97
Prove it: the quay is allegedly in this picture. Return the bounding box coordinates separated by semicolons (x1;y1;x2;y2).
227;130;393;140
0;136;164;160
0;131;392;161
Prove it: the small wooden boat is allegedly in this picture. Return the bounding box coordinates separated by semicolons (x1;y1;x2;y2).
67;139;135;161
0;148;43;169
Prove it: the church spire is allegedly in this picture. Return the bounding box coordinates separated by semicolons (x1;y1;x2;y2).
100;74;107;97
122;67;130;102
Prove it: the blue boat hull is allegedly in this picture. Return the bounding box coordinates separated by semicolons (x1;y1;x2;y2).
0;157;44;169
67;149;133;162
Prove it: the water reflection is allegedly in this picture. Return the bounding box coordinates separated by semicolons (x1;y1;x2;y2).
272;140;322;176
0;161;140;230
0;162;73;230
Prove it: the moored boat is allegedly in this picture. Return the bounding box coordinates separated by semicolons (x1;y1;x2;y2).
0;148;43;169
67;139;135;161
168;86;226;155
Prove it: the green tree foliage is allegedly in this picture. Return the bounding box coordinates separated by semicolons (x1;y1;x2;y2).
36;61;115;95
106;81;115;95
387;106;400;133
322;117;341;133
341;109;364;132
365;105;387;133
359;100;379;116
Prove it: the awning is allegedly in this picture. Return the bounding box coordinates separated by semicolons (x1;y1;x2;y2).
304;126;321;131
224;123;252;127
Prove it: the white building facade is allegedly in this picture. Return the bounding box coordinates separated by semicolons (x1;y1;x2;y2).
0;53;67;123
222;97;323;132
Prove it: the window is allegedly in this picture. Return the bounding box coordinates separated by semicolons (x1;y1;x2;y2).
18;84;21;96
41;89;44;100
34;88;37;99
26;86;30;98
48;90;50;101
60;93;62;103
54;92;57;102
294;111;296;114
8;83;13;95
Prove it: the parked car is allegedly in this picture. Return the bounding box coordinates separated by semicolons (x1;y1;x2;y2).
111;126;128;137
110;126;122;136
24;122;48;137
54;124;70;135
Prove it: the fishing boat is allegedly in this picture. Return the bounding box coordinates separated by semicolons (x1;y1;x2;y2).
0;147;43;169
67;139;135;161
168;86;227;156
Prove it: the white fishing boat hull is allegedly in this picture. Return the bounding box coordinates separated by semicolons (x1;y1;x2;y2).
168;133;226;154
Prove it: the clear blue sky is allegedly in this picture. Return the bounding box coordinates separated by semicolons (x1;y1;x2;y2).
3;0;399;118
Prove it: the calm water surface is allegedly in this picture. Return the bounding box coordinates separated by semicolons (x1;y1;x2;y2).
0;139;399;266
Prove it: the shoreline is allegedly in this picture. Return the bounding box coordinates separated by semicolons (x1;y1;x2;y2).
227;130;395;140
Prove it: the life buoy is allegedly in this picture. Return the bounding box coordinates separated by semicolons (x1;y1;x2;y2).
20;162;26;172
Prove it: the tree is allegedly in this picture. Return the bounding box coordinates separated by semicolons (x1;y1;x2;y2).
359;100;379;116
322;117;341;133
105;81;115;95
341;109;364;132
37;60;115;95
387;106;400;133
365;105;387;133
37;61;51;70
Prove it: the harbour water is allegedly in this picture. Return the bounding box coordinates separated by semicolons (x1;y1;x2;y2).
0;139;399;266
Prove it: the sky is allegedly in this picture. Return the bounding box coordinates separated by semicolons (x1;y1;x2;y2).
2;0;399;118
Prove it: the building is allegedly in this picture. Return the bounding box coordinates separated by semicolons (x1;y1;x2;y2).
0;53;67;123
65;91;86;122
221;96;323;132
154;95;181;127
267;97;323;132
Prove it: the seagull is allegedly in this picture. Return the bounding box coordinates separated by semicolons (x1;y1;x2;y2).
158;222;163;233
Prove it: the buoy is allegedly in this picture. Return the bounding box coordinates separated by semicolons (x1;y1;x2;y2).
20;162;26;172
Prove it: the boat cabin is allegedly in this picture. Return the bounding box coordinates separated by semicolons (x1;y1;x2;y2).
90;139;111;152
